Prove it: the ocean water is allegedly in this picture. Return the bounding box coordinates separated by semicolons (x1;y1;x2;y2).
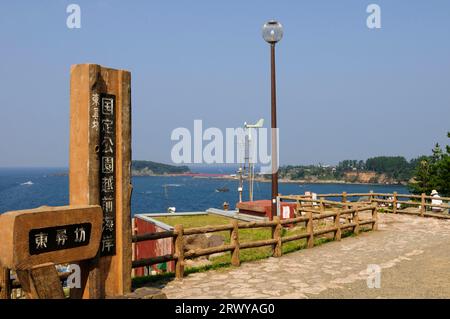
0;168;408;215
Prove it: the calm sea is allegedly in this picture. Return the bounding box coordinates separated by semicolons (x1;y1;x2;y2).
0;168;408;215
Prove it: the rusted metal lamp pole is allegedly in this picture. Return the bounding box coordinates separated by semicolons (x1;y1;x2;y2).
262;20;283;220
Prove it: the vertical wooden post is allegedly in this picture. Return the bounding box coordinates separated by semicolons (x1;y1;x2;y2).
420;193;426;217
230;220;240;266
319;197;324;213
309;193;313;209
296;200;301;216
393;192;398;214
272;216;282;257
353;209;360;235
372;206;378;231
342;191;351;223
334;211;341;241
70;64;132;298
369;190;374;203
306;211;314;248
174;225;184;280
342;192;348;209
0;267;11;300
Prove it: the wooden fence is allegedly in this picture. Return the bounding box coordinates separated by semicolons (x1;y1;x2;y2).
285;191;450;219
131;203;378;279
2;191;448;297
131;191;449;280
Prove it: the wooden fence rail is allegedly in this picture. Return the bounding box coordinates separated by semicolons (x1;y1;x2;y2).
132;230;175;242
132;204;378;279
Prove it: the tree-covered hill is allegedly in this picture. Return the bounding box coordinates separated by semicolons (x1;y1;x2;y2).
279;156;420;184
131;160;190;176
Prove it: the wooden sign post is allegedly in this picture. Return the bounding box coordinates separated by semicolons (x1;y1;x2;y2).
69;64;132;298
0;205;103;299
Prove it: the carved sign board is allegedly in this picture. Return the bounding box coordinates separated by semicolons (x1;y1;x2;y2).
0;205;102;270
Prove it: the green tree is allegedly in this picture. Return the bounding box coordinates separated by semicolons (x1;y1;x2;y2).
447;132;450;153
408;156;433;195
434;136;450;196
409;133;450;196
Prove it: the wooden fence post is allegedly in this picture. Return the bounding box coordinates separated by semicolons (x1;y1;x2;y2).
369;190;374;203
296;199;302;216
372;207;378;231
272;216;282;257
393;192;398;214
0;267;11;300
342;192;348;209
319;198;324;212
174;225;184;280
306;211;314;248
353;209;360;235
230;221;240;266
421;193;426;217
334;212;341;241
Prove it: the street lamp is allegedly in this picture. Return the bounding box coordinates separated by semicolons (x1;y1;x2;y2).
262;20;283;220
262;20;283;44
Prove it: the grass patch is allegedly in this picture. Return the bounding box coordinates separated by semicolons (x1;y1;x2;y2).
154;214;232;228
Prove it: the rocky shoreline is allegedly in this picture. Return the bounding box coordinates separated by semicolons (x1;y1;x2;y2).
131;172;406;186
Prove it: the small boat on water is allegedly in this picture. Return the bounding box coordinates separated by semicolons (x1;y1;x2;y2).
215;187;229;192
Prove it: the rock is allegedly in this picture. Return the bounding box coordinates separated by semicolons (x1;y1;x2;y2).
184;234;225;252
133;287;167;299
207;234;225;247
184;258;212;268
127;287;167;299
184;234;208;251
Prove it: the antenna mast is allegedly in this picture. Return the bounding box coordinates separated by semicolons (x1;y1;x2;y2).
244;119;264;202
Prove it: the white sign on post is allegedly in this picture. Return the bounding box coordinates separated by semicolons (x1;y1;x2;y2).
282;206;290;219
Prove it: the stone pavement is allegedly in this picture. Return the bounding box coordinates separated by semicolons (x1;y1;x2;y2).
149;213;450;299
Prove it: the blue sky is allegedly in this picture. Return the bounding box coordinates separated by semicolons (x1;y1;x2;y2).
0;0;449;167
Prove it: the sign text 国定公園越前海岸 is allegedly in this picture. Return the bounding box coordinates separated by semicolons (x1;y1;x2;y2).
96;93;117;256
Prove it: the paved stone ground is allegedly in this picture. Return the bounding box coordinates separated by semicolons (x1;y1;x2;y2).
151;213;450;299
